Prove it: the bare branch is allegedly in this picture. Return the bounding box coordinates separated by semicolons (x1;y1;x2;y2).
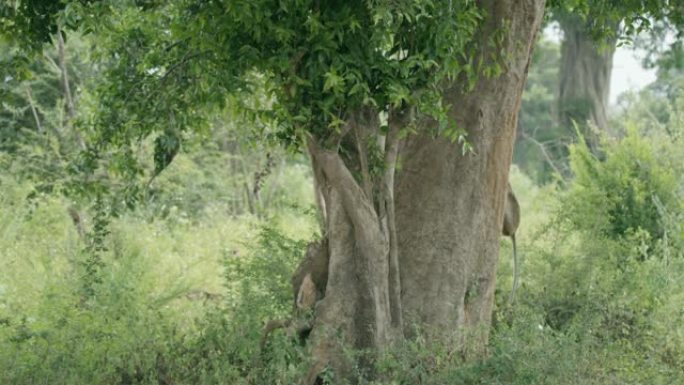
384;107;410;329
158;51;206;85
43;54;59;73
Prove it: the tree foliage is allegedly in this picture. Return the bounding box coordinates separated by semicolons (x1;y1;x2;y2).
547;0;684;41
3;0;681;185
77;0;485;172
567;125;682;245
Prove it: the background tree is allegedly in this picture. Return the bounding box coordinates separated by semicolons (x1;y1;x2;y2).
0;36;88;156
513;2;683;182
513;38;568;182
555;11;617;153
546;0;684;155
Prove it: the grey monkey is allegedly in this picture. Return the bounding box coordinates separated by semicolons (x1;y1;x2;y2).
502;182;520;305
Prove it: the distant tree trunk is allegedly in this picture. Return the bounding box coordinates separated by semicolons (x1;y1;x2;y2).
298;1;545;383
558;15;618;154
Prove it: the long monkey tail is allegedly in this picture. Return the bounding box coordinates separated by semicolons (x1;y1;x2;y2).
508;234;519;306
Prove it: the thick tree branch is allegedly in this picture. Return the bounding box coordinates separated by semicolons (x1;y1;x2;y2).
307;139;380;234
323;116;353;149
384;107;409;329
310;151;330;234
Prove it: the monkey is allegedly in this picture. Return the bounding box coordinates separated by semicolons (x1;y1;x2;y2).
502;182;521;306
260;239;329;354
290;239;329;311
67;205;85;239
296;273;318;310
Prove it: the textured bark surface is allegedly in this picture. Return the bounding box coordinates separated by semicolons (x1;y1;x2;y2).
558;15;618;153
395;0;544;354
304;137;393;383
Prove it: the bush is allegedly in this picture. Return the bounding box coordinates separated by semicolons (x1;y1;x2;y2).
487;122;684;384
566;125;683;246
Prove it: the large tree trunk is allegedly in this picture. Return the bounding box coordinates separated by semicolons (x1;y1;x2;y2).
297;1;545;383
304;126;396;382
395;0;544;354
558;15;618;154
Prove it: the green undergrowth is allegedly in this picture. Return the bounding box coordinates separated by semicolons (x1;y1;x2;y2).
1;124;684;384
0;170;317;384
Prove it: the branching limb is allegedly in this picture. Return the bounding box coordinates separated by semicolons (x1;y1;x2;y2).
384;107;410;329
307;138;380;234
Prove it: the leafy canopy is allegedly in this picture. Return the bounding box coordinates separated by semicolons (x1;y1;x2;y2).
85;0;483;151
2;0;682;180
1;0;488;180
547;0;684;43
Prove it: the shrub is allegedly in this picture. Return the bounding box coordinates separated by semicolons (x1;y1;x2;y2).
566;124;682;246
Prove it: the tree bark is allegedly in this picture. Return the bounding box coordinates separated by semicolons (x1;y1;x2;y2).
558;15;618;154
304;134;394;382
296;1;545;382
395;0;545;355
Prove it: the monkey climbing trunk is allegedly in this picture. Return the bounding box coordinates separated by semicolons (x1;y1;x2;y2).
558;15;618;154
